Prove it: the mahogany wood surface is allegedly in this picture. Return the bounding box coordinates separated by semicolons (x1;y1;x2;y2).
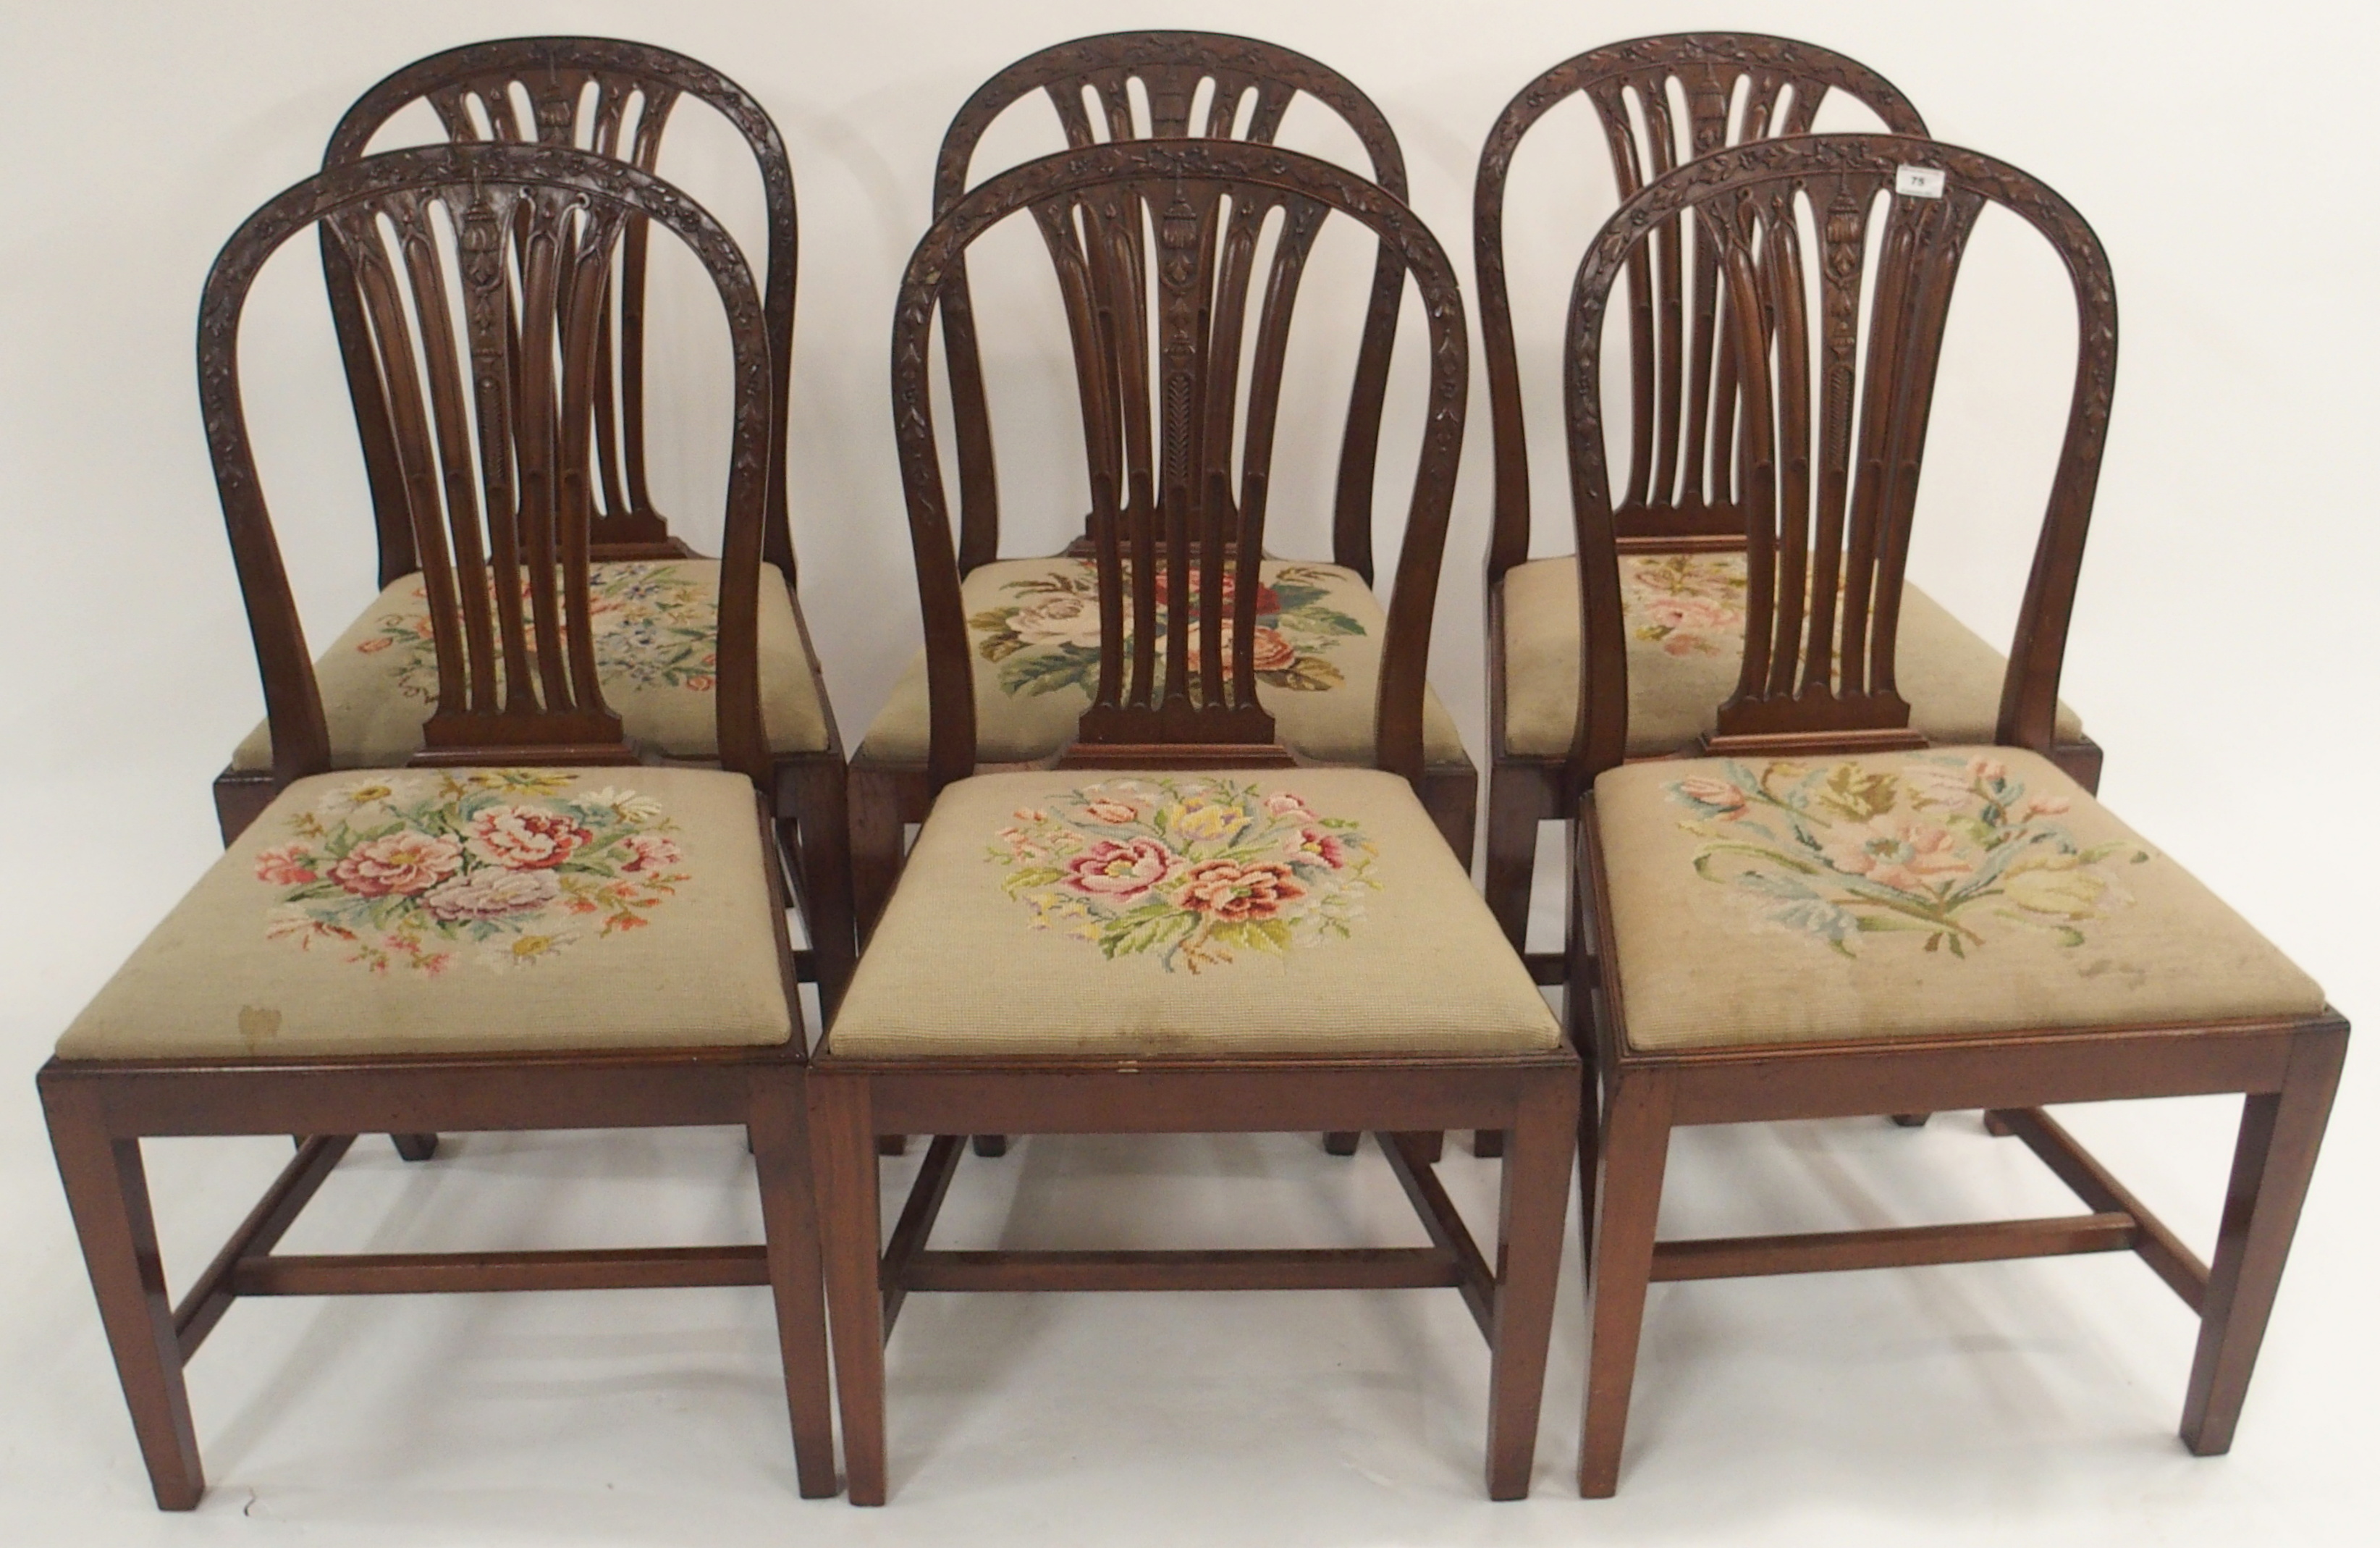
816;136;1577;1505
1562;136;2349;1497
207;37;856;1009
849;33;1475;958
1471;35;2101;980
46;144;833;1510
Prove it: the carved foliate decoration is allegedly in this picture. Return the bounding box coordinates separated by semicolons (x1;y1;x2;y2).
1477;34;1930;577
198;143;777;788
929;32;1410;582
322;38;801;583
1558;132;2117;779
887;140;1469;791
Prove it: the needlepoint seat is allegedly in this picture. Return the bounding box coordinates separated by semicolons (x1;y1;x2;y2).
1501;555;2085;758
829;767;1560;1059
58;767;796;1061
1593;747;2324;1052
229;561;832;771
855;559;1468;770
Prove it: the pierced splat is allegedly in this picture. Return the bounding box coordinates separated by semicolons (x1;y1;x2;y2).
324;40;799;582
932;33;1409;581
325;182;633;762
201;143;780;788
1561;135;2117;773
1478;35;1928;579
887;140;1470;791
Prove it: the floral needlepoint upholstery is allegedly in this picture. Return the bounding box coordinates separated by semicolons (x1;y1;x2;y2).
1498;554;2087;758
991;776;1379;973
856;558;1469;767
830;768;1561;1058
1592;747;2325;1051
56;767;795;1059
229;561;831;771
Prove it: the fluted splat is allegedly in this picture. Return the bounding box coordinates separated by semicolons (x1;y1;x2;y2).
198;144;778;787
323;39;799;581
931;33;1409;580
1561;134;2117;777
888;140;1469;792
1479;34;1928;579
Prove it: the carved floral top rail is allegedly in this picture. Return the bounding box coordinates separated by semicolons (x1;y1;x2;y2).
323;38;799;581
1477;34;1928;573
932;32;1410;580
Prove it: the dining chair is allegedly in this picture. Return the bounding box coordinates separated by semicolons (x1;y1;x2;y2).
810;138;1579;1504
40;143;835;1507
1475;35;2103;983
205;36;857;1016
1558;132;2344;1495
848;32;1478;954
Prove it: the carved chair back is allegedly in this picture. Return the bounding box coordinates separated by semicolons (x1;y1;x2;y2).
201;144;776;790
934;32;1410;581
1480;35;1928;577
324;38;798;581
891;140;1468;793
1562;135;2114;784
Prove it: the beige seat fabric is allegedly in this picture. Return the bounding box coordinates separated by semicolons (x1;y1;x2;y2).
59;766;795;1060
231;561;831;771
1501;554;2085;759
855;558;1469;768
1593;746;2324;1052
830;767;1560;1059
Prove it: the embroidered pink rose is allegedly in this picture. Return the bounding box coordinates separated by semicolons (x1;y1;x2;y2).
1637;595;1736;654
1183;623;1297;678
1063;838;1181;906
470;805;594;870
330;831;463;898
1285;826;1347;868
1010;592;1106;649
1079;799;1141;826
618;833;683;874
357;636;394;655
1820;814;1974;895
1172;858;1305;923
1152;570;1280;618
423;867;560;921
1262;791;1315;821
254;844;318;886
1676;776;1749;817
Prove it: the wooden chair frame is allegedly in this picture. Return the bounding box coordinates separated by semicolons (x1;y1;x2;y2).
1559;134;2347;1495
812;138;1579;1504
850;31;1474;966
1473;35;2104;997
207;36;856;1014
42;144;835;1508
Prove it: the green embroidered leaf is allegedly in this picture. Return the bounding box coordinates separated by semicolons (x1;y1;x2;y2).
1816;765;1899;821
1263;656;1344;691
1001;866;1064;897
1000;647;1099;697
1299;606;1367;637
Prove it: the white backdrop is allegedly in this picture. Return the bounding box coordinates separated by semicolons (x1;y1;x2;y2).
1;3;2373;1544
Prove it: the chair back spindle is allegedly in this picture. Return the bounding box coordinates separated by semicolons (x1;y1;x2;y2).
1561;135;2115;779
1479;35;1926;577
934;33;1408;580
324;39;798;580
889;141;1469;792
198;144;778;789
